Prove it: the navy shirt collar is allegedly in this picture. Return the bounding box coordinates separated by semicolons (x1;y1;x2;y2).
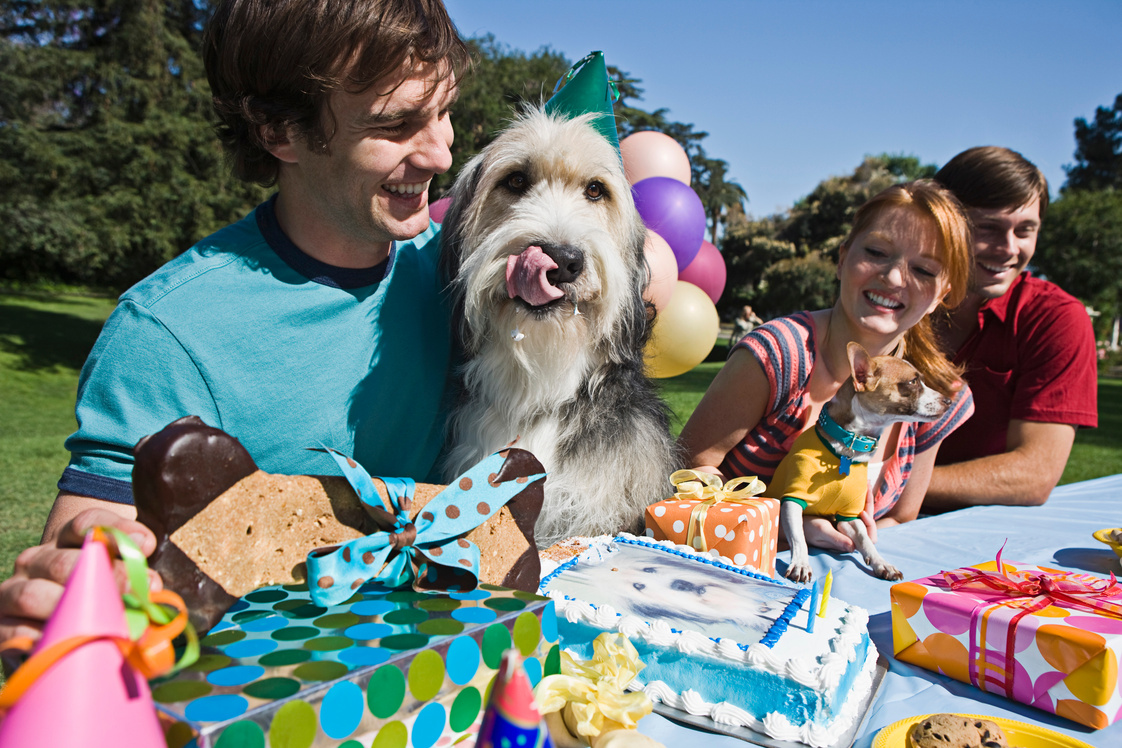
256;194;391;289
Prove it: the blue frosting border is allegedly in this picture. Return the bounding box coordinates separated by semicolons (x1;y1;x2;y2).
539;535;811;650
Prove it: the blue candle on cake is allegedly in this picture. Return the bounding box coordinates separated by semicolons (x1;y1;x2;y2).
807;579;821;633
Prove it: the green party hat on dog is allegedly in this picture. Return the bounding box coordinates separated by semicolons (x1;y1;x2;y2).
545;51;621;154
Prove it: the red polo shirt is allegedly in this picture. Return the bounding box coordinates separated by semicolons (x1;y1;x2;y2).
936;273;1098;465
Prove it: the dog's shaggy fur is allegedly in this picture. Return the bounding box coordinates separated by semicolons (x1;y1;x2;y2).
440;109;681;547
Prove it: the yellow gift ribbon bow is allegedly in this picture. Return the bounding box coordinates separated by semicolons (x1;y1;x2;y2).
535;633;652;741
0;527;199;709
668;469;767;553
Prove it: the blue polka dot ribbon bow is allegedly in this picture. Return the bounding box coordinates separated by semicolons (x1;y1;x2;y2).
305;447;546;607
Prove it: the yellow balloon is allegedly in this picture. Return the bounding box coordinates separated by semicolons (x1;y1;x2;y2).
645;281;720;379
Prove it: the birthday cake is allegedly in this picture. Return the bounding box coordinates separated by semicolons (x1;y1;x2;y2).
539;534;878;747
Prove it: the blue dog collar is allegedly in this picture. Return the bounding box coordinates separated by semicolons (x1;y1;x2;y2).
816;410;875;479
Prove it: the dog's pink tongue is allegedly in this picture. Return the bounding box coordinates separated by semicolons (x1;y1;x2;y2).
505;246;564;306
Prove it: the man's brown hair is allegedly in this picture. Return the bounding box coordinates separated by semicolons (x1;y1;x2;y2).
934;146;1050;219
204;0;470;185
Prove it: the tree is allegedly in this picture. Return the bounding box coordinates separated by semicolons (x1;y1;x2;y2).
693;155;747;244
1035;188;1122;334
755;251;838;320
777;153;935;255
716;152;933;318
0;0;268;290
1064;93;1122;192
433;35;570;196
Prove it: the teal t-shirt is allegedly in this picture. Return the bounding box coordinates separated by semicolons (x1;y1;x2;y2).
60;197;452;502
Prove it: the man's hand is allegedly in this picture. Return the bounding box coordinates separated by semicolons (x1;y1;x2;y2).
0;496;156;673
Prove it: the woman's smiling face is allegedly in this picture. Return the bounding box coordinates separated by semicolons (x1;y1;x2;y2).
837;205;949;341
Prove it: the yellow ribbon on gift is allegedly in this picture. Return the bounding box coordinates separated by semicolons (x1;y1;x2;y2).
668;469;766;552
535;633;652;742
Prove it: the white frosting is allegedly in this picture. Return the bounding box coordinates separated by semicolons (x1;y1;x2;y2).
541;534;878;747
640;643;879;748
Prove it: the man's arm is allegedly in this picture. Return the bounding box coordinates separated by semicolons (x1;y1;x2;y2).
924;419;1076;511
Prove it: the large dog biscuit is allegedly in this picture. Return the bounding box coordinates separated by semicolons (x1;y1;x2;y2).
134;416;545;632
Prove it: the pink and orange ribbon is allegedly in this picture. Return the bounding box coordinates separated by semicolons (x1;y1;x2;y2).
940;545;1122;698
943;545;1122;619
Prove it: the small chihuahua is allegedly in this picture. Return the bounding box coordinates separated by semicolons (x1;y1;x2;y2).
768;342;950;582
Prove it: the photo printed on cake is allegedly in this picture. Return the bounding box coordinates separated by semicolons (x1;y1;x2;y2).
548;543;798;645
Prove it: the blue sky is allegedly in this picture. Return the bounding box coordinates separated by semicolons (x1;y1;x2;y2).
445;0;1122;217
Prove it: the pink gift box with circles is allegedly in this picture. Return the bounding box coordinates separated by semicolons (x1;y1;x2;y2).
890;558;1122;730
643;495;779;577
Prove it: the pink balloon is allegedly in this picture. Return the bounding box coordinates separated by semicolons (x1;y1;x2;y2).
621;131;692;186
678;240;727;305
642;230;678;312
429;195;452;223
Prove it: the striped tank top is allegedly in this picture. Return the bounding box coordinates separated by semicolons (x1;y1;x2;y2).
720;312;975;519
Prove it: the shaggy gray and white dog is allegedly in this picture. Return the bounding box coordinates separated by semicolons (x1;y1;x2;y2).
440;109;681;547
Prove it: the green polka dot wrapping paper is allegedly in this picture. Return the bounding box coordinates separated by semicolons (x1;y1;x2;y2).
151;581;560;747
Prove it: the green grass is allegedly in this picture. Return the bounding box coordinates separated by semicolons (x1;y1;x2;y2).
1061;377;1122;484
0;291;117;576
0;294;1118;581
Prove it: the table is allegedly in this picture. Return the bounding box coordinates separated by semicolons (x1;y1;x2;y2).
637;474;1122;748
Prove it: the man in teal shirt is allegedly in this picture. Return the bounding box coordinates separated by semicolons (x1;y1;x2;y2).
0;0;469;650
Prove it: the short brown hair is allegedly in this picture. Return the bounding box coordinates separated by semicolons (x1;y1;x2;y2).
204;0;470;185
840;180;972;395
934;146;1050;219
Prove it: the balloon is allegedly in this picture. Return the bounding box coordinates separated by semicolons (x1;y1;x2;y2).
678;240;727;305
645;281;720;379
621;131;692;186
642;230;678;312
631;177;706;272
429;195;452;223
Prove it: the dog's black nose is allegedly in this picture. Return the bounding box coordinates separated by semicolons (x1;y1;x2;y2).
541;244;584;285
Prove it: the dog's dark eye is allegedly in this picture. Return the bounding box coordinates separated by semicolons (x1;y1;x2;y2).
585;181;606;200
504;171;529;193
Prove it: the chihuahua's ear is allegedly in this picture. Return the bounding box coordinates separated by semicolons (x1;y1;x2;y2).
847;342;877;391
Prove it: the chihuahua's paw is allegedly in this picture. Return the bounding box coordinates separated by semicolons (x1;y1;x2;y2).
873;562;903;581
785;561;813;583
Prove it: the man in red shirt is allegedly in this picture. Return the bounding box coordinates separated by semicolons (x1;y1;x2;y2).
926;146;1098;510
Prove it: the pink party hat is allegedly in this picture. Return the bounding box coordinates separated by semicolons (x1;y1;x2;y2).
0;534;166;748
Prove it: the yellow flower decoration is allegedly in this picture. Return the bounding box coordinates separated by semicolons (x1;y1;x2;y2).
534;633;652;742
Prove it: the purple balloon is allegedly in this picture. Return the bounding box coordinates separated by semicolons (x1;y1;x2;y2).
631;176;706;272
679;240;727;305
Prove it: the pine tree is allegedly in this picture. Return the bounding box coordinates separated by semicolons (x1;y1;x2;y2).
0;0;266;289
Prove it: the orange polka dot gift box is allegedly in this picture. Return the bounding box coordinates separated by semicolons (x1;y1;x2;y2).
644;470;779;577
150;581;559;748
889;552;1122;730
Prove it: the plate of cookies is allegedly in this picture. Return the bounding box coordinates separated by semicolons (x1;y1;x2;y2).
873;712;1095;748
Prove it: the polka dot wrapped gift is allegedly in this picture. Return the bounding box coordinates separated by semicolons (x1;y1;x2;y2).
890;552;1122;730
151;580;559;747
643;470;779;577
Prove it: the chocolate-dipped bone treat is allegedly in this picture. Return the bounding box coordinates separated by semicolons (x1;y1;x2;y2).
132;417;547;632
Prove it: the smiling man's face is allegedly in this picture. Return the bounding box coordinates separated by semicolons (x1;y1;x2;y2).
966;197;1041;301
